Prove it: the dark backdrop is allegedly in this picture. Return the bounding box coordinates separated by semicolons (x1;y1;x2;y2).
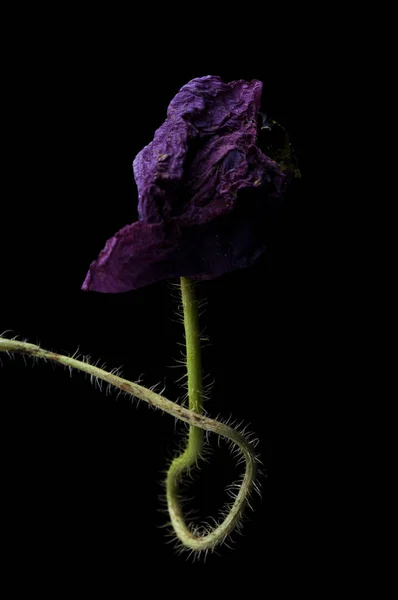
0;15;336;593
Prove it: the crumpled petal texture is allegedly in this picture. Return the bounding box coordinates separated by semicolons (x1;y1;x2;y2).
82;75;287;293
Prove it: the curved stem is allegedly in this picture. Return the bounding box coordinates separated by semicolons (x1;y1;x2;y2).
0;334;258;553
166;278;204;546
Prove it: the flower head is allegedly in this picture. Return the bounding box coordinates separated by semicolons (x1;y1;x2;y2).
82;75;292;293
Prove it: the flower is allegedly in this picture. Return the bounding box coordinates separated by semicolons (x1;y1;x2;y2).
82;75;291;293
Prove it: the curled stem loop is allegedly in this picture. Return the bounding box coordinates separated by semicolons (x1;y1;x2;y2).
0;326;259;554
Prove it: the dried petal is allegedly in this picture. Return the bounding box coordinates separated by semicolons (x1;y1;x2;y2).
82;76;289;293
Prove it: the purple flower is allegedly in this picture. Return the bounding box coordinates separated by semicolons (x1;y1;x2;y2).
82;75;289;293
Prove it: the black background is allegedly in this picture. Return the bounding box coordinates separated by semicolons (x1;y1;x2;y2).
0;12;340;593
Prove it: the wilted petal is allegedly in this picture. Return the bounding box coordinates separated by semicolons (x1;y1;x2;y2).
133;76;277;226
81;221;181;293
83;76;290;293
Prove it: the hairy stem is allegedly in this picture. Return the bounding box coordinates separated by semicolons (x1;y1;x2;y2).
0;334;258;553
181;276;203;452
166;278;204;547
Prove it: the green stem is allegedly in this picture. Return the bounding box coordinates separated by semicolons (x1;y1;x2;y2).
165;278;205;544
0;329;259;554
181;276;204;456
